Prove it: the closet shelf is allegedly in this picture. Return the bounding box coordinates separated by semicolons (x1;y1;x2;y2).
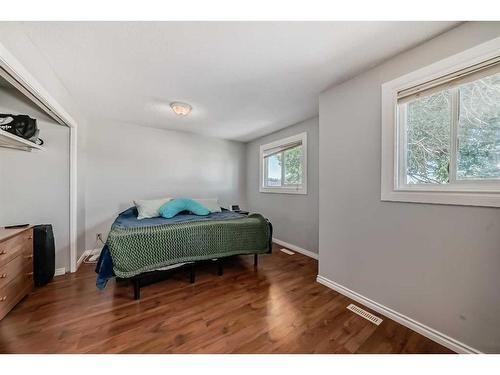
0;128;45;152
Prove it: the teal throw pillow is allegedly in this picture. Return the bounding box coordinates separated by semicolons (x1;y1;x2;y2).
159;198;210;219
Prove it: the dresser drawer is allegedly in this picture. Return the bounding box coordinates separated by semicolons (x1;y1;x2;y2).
0;228;33;268
0;252;33;290
0;265;33;320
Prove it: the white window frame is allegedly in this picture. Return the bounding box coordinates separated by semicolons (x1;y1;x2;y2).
259;132;307;194
381;36;500;208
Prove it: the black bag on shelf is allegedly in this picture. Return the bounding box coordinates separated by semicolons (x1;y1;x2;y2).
0;114;43;145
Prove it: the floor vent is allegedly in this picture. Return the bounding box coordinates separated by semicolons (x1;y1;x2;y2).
280;248;295;255
347;304;383;325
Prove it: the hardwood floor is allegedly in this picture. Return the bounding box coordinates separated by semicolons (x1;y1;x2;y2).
0;244;453;354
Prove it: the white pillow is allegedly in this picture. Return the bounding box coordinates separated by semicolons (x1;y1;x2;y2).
134;197;172;219
193;198;222;213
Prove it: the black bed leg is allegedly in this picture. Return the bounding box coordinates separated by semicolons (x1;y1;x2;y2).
254;254;258;267
190;264;195;283
133;279;140;300
217;258;224;276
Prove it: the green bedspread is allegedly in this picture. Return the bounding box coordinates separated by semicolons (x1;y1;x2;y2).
107;213;270;278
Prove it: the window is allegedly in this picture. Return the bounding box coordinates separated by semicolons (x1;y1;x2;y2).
260;132;307;194
381;37;500;207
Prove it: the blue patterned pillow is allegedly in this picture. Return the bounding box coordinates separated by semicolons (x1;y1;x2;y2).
159;198;210;219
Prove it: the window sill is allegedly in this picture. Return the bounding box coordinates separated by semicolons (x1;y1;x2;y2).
260;187;307;195
381;190;500;208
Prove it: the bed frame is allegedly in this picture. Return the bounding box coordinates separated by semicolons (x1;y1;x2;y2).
128;253;260;300
116;219;272;300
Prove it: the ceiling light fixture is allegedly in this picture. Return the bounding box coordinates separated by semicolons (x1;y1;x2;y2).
170;102;192;116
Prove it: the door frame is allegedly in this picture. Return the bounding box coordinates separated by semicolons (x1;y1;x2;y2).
0;42;79;273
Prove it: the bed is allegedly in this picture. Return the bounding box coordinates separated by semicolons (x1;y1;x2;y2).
95;207;272;299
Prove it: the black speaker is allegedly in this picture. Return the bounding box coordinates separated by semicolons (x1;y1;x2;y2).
33;224;55;287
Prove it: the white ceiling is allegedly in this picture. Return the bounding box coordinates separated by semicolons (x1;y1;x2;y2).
16;22;458;142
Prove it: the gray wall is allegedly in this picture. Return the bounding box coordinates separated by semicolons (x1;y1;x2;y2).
246;117;319;253
0;87;70;270
319;22;500;353
84;119;247;249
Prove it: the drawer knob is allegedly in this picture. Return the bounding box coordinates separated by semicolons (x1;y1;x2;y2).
26;272;34;277
0;296;6;302
25;254;33;259
0;250;6;255
0;273;6;278
28;236;33;240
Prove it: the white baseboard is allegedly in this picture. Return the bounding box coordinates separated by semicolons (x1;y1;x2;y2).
76;248;102;270
54;268;66;277
272;238;319;260
316;275;481;354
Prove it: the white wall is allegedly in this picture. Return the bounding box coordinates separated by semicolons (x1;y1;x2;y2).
246;117;319;253
319;22;500;353
0;86;70;270
0;23;248;258
84;119;247;249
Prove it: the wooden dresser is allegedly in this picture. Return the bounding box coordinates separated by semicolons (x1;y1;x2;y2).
0;226;33;321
